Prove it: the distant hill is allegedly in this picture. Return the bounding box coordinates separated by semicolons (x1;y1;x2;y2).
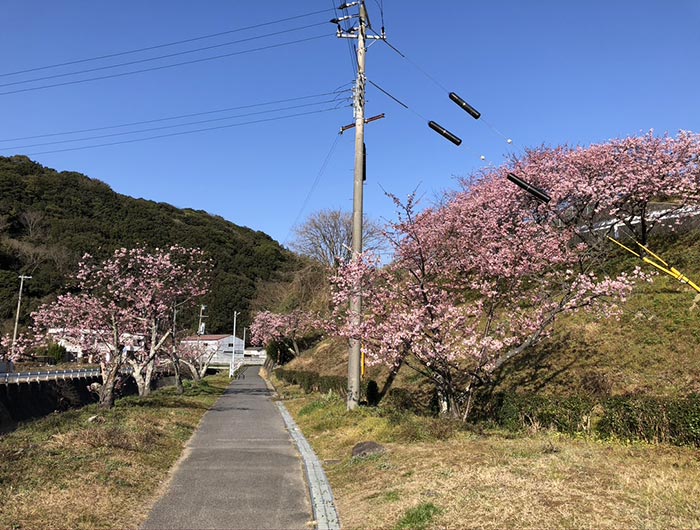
0;155;297;335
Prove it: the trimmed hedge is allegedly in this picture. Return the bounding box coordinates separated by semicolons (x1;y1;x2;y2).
495;393;596;435
597;394;700;446
275;368;700;447
275;368;367;397
493;392;700;447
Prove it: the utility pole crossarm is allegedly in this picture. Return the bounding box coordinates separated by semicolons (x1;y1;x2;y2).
340;113;385;134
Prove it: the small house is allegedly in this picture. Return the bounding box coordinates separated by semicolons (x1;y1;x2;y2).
180;334;244;368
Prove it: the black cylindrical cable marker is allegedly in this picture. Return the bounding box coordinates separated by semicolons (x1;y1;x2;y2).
428;120;462;146
507;173;551;203
449;92;481;120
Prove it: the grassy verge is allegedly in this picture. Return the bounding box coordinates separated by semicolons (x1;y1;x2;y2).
273;376;700;530
0;374;229;530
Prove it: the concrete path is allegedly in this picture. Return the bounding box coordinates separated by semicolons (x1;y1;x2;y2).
142;367;313;530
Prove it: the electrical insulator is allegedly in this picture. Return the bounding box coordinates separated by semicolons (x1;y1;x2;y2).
506;173;551;203
428;121;462;146
449;92;481;120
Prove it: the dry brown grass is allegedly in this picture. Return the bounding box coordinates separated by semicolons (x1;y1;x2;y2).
0;375;228;530
276;377;700;530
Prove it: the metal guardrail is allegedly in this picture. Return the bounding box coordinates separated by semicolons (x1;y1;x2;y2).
0;368;101;384
0;359;262;385
0;366;139;385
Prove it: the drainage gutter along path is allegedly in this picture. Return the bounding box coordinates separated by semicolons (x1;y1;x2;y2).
142;366;338;530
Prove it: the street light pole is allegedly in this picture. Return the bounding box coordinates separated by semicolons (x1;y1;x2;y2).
229;311;240;378
11;275;31;359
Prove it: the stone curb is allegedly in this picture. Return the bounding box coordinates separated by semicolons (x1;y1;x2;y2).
276;402;341;530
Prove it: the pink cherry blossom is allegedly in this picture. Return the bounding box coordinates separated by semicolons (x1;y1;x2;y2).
31;245;211;408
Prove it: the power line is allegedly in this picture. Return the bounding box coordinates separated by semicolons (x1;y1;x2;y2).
0;22;328;89
367;78;427;121
0;90;351;142
0;34;332;96
284;132;343;246
22;107;344;156
376;35;450;94
378;34;515;147
331;0;358;76
0;8;334;78
0;98;350;151
372;0;385;32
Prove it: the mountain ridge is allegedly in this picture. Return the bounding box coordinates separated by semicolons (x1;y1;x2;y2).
0;155;295;335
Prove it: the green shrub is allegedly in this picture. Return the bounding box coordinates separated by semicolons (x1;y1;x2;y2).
598;394;700;446
275;368;367;397
495;393;595;434
494;391;700;447
277;369;700;448
35;342;68;364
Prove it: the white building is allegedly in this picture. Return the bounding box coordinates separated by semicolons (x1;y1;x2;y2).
242;347;267;365
180;334;244;367
48;328;143;363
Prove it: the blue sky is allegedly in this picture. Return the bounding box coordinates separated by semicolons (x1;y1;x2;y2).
1;1;699;248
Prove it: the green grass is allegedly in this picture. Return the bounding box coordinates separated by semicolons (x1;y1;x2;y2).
0;374;229;530
393;503;442;530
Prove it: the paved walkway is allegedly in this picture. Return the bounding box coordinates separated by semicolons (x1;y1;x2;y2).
142;367;313;530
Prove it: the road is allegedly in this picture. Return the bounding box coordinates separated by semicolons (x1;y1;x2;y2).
141;366;314;530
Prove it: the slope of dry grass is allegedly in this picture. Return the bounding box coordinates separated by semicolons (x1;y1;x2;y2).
0;375;228;530
274;376;700;530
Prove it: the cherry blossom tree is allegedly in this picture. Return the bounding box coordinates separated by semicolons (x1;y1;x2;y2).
250;309;318;363
326;131;700;418
103;246;210;396
0;332;36;364
31;246;210;407
32;293;132;408
329;183;639;419
511;130;700;244
177;340;215;382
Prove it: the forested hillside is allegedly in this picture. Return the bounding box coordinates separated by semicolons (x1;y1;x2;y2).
0;155;296;335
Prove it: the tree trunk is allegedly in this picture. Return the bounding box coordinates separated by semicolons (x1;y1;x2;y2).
377;358;404;404
129;358;155;397
436;388;450;416
461;383;475;423
263;355;276;372
181;359;201;382
171;354;184;394
433;370;461;419
130;362;147;397
99;362;120;409
143;358;155;396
